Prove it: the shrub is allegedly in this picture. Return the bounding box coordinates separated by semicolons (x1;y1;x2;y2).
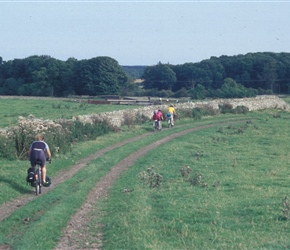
0;135;17;160
123;111;135;128
176;109;193;119
180;166;192;181
219;102;233;114
192;108;202;120
199;104;219;116
138;166;163;188
233;105;249;114
0;115;115;160
135;111;150;125
189;172;207;187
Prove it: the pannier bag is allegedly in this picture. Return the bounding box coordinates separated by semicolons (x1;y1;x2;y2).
26;167;35;185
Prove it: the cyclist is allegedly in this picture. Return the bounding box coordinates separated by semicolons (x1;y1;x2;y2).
167;104;176;126
28;134;51;186
152;110;161;130
156;109;164;129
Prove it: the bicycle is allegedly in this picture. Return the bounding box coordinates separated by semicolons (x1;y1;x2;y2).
33;159;51;195
153;120;161;132
167;114;174;128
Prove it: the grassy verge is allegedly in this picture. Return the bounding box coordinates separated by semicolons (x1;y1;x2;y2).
95;111;290;249
1;111;290;249
0;114;248;249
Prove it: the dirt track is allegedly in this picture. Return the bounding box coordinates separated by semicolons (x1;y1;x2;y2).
0;120;247;249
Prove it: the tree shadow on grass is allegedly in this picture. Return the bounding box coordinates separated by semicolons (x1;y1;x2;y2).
0;176;30;194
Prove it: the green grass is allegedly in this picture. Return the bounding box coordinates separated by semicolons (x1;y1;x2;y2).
97;111;290;249
0;98;140;128
1;110;290;249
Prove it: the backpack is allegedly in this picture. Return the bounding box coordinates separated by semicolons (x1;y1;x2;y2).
26;167;35;185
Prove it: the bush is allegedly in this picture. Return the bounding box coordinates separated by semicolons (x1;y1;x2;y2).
192;108;202;120
0;116;115;160
0;136;17;160
219;102;233;114
233;105;249;114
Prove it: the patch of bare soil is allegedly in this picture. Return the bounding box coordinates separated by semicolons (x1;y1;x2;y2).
0;120;247;250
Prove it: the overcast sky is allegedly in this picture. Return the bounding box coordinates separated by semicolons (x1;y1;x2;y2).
1;1;289;66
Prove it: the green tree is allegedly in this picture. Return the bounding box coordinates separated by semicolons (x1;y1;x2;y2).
73;56;128;96
190;84;207;99
2;78;23;95
219;78;257;98
142;62;177;91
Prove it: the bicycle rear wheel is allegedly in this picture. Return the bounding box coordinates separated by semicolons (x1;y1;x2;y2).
35;178;40;195
168;119;172;128
35;167;42;195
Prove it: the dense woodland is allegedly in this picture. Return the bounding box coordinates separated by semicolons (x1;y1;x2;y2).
0;52;290;99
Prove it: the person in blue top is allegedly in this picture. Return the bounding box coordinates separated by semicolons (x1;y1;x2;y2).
28;134;52;186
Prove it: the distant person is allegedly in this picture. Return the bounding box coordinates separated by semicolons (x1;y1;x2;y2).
157;109;164;129
148;96;151;102
167;104;176;126
28;134;52;186
152;110;162;130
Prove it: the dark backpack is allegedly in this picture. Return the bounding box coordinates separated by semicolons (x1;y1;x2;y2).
26;167;35;184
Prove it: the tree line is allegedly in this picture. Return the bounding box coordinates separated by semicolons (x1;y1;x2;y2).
0;55;129;97
0;52;290;98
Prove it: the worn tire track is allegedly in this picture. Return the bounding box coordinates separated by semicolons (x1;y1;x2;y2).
54;120;247;249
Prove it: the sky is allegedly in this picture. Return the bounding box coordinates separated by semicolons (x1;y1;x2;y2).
0;1;290;66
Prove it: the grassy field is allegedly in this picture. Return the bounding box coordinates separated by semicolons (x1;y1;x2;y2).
1;98;290;249
97;111;290;249
0;98;140;128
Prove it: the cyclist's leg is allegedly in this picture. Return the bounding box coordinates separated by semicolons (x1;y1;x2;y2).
41;165;47;184
38;152;47;183
30;151;37;167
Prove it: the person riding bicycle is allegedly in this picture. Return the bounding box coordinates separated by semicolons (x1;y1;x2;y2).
167;104;176;126
152;110;162;130
28;134;51;186
156;109;164;129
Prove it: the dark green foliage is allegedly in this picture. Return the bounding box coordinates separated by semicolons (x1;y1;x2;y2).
190;84;207;99
0;117;114;160
191;108;202;120
2;52;290;98
0;136;16;160
0;55;128;97
142;62;177;90
219;103;249;114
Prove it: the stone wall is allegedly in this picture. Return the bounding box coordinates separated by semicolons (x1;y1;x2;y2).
72;95;290;127
0;95;289;137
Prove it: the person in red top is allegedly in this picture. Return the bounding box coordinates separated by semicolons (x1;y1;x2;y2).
156;109;163;129
152;110;161;130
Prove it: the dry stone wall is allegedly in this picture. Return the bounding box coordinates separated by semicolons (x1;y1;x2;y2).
0;95;289;138
72;95;289;127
